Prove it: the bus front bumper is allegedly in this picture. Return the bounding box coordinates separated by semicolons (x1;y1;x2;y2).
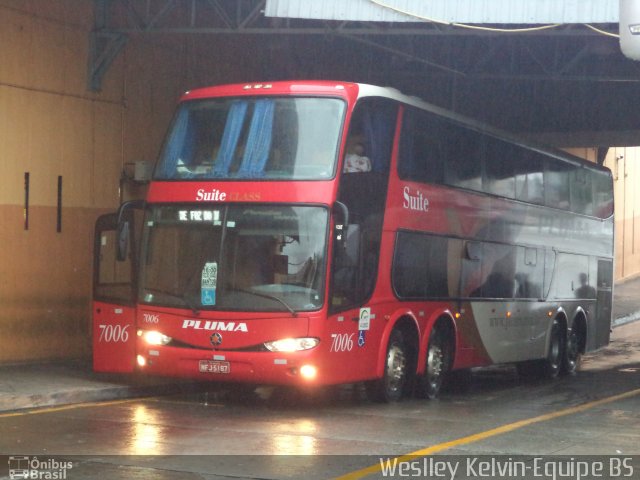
135;344;321;386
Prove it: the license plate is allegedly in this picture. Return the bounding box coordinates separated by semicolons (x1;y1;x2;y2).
199;360;231;374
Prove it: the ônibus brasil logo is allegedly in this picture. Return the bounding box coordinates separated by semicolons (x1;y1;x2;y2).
8;456;73;479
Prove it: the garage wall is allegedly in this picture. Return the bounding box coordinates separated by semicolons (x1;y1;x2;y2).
0;1;123;363
0;1;286;365
604;147;640;282
564;147;640;282
0;1;206;364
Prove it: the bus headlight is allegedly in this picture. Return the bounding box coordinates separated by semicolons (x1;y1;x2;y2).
264;337;319;352
138;330;172;346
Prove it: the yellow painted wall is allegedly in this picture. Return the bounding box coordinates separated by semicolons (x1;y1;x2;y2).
0;1;124;363
604;147;640;282
0;1;255;364
564;147;640;282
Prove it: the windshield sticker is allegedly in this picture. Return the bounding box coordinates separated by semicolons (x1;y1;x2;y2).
201;262;218;306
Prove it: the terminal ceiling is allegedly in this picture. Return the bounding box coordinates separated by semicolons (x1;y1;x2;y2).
90;0;640;148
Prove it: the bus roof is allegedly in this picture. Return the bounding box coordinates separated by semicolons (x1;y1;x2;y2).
180;80;361;102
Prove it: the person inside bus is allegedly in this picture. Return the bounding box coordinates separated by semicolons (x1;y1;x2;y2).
514;272;540;299
575;272;596;299
343;142;372;173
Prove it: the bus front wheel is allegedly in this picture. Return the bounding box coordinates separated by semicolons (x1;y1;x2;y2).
366;329;409;403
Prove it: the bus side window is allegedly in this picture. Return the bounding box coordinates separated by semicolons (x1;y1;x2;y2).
461;241;483;297
570;168;593;216
515;247;543;299
444;126;483;192
544;159;571;210
515;152;544;205
592;169;614;218
392;232;451;299
398;107;445;184
484;137;515;198
346;98;396;174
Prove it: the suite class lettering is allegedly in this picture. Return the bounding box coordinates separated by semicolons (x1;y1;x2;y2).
402;186;429;212
195;189;261;202
196;188;227;201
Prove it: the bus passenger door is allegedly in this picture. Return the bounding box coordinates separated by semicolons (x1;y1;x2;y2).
594;259;613;349
92;212;138;373
329;224;371;356
328;96;396;380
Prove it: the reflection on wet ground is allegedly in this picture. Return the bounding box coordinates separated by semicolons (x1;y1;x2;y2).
1;324;638;479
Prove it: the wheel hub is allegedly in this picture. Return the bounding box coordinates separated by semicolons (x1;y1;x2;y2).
386;344;406;393
427;345;443;383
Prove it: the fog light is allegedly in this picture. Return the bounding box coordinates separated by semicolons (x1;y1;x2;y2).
299;364;317;380
137;355;146;367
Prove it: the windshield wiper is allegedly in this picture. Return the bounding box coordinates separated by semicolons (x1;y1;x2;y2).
143;287;200;315
236;288;298;317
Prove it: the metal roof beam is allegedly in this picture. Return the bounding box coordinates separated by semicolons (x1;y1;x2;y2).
338;34;465;76
88;0;128;92
87;0;624;92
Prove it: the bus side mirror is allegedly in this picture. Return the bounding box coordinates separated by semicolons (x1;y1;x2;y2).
333;201;350;247
342;224;361;267
116;221;130;262
115;199;145;262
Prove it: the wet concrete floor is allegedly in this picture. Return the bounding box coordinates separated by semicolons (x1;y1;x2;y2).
1;321;639;479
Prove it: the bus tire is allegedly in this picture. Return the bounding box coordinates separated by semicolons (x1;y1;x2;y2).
416;323;452;400
562;324;583;375
517;318;564;379
366;329;409;403
544;318;564;378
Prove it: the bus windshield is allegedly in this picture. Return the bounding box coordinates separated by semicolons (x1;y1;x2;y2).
154;97;346;180
139;205;328;312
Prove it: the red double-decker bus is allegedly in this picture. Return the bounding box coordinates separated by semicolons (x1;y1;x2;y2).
93;81;614;401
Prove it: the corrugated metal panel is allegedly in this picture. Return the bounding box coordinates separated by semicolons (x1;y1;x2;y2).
265;0;619;24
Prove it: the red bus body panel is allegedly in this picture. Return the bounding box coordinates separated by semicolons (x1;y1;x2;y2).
93;301;136;373
147;181;336;205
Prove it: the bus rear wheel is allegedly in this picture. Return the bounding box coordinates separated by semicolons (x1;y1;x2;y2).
544;319;564;378
517;318;564;379
562;327;583;375
366;329;409;403
417;324;452;400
